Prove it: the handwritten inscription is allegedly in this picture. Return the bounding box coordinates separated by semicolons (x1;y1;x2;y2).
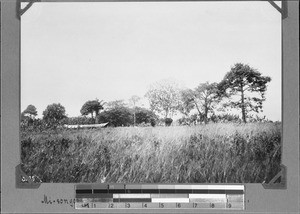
41;195;75;208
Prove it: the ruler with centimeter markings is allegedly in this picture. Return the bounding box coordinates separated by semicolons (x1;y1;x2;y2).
75;184;244;210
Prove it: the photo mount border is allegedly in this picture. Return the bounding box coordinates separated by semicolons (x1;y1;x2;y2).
15;0;287;190
1;0;298;213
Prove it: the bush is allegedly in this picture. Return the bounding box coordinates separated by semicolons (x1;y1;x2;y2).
135;107;158;126
165;118;173;126
98;106;133;127
210;113;241;123
63;116;95;125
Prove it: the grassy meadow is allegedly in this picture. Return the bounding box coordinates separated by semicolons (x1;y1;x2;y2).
21;122;281;183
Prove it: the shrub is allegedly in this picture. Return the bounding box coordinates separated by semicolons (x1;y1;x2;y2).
165;118;173;126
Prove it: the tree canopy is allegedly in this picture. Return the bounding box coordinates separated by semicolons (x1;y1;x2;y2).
98;105;133;127
80;99;105;123
193;82;220;124
218;63;271;123
22;104;38;118
42;103;67;126
145;79;181;119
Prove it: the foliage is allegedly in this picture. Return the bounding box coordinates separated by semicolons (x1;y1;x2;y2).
21;123;281;183
20;118;49;132
42;103;67;127
193;82;220;124
22;104;38;118
63;116;95;125
21;105;38;126
135;107;158;126
164;118;173;126
98;106;133;127
145;79;181;119
178;89;195;116
106;100;127;110
178;82;220;124
209;113;241;123
80;99;105;122
218;63;271;123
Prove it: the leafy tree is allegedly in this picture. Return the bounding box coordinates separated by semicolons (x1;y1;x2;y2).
80;99;105;123
129;95;141;126
218;63;271;123
98;105;133;127
42;103;67;127
22;104;38;118
145;79;180;120
135;107;158;126
178;89;195;117
21;104;38;126
179;83;219;124
193;82;220;124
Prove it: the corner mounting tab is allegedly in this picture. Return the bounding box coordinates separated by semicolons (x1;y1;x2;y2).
262;165;287;189
268;0;288;19
17;0;41;19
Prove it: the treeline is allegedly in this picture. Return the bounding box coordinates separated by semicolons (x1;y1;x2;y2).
21;100;159;131
21;63;274;130
145;63;272;124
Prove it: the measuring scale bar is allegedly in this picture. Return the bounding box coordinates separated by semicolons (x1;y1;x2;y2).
75;184;245;210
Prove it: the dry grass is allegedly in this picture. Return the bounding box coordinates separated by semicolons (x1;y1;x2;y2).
21;122;281;183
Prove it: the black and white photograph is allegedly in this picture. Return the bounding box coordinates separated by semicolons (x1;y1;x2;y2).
20;1;282;183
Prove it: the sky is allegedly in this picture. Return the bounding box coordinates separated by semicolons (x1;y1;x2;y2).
21;1;282;121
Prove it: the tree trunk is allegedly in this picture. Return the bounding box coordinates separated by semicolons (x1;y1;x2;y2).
165;109;169;119
194;101;202;123
133;110;136;126
241;91;246;123
90;112;94;119
204;105;208;124
95;111;99;124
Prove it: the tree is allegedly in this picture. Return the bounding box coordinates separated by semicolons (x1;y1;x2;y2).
145;79;181;120
194;82;220;124
42;103;67;127
80;99;105;123
98;105;133;127
22;104;38;118
129;95;141;126
218;63;271;123
135;107;158;126
178;89;195;117
21;104;38;126
178;83;219;124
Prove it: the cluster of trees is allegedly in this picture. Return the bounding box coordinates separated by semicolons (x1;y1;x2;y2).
21;99;159;130
146;63;271;124
21;63;272;129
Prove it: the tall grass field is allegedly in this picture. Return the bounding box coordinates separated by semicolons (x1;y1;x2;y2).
21;122;281;183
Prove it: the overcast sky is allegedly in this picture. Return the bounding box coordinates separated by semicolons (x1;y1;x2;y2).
21;1;281;121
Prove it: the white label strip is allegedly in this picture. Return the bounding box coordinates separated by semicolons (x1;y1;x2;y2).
151;198;190;203
114;194;151;198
